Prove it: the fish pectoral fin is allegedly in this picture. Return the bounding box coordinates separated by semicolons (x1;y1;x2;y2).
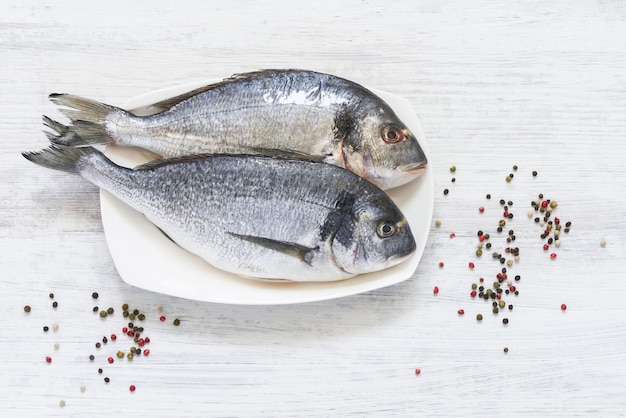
229;232;318;265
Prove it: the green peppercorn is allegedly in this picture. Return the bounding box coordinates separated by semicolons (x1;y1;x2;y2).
138;314;146;321
99;310;107;318
121;303;129;311
127;353;134;361
499;300;506;309
123;310;129;318
476;314;483;321
492;307;499;314
449;165;456;173
128;313;136;321
476;249;483;257
173;318;181;326
116;351;124;359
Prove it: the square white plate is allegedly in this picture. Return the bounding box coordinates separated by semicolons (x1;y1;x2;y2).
100;80;433;304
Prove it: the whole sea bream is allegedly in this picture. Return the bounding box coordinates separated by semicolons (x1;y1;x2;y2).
22;145;416;281
45;69;427;190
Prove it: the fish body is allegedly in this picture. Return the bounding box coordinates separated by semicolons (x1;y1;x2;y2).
23;145;416;281
45;70;427;189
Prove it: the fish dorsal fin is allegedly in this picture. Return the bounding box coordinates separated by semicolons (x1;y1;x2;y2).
228;232;319;266
132;153;217;170
146;69;308;112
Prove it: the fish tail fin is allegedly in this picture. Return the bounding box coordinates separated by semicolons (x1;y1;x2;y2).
47;93;121;146
22;144;101;174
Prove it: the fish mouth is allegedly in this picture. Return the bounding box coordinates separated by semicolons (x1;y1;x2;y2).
398;160;428;174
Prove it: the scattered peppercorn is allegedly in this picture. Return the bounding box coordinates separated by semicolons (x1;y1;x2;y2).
504;347;509;353
89;354;95;361
45;356;52;363
433;286;439;295
561;304;567;311
476;314;483;321
49;293;54;299
99;310;107;318
129;385;136;392
104;377;110;383
443;188;449;195
173;319;181;326
24;305;31;313
107;307;114;315
93;306;98;312
92;292;98;299
43;326;49;332
503;318;509;324
532;170;537;176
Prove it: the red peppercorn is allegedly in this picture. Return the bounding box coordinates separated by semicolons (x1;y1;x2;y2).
470;290;477;297
503;211;509;217
110;334;117;341
561;304;567;311
541;200;548;208
438;261;444;268
543;244;549;250
144;337;150;344
138;338;145;347
107;357;114;364
143;349;150;356
45;356;52;363
554;217;560;225
468;262;475;269
122;327;128;333
550;253;557;259
496;293;502;300
479;277;484;283
159;316;166;322
509;285;516;292
414;368;421;375
129;385;136;392
479;235;485;242
479;206;484;213
457;309;465;315
433;286;439;295
449;233;456;239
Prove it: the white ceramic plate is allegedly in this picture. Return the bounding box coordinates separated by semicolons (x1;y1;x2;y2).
100;80;433;304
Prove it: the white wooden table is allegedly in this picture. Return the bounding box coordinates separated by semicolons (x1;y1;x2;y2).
2;1;625;416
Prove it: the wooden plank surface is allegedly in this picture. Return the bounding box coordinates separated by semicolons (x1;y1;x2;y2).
1;1;625;416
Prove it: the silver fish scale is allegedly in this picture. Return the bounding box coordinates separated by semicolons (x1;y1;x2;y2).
115;70;370;157
88;152;404;280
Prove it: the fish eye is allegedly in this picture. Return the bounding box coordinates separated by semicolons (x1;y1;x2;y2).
380;125;406;144
377;221;398;238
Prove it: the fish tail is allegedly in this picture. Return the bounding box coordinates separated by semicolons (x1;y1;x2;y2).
22;144;102;174
47;93;121;146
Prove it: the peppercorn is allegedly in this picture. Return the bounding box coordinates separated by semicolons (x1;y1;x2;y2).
49;293;54;299
99;310;107;318
476;314;483;321
513;165;518;171
43;326;49;332
92;292;98;299
116;351;124;359
24;305;31;313
492;307;499;314
505;176;512;182
93;306;98;312
89;354;94;361
98;368;103;374
122;303;129;311
508;304;513;310
102;336;108;344
504;347;509;353
127;353;134;360
503;318;509;324
173;319;181;326
138;314;146;321
104;377;110;383
450;165;456;173
435;219;441;227
532;170;537;176
95;342;101;349
443;188;449;195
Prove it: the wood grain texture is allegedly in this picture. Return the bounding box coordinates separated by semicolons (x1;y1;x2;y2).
2;0;626;416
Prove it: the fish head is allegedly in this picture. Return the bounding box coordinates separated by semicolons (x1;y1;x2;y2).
329;194;417;275
341;105;428;190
